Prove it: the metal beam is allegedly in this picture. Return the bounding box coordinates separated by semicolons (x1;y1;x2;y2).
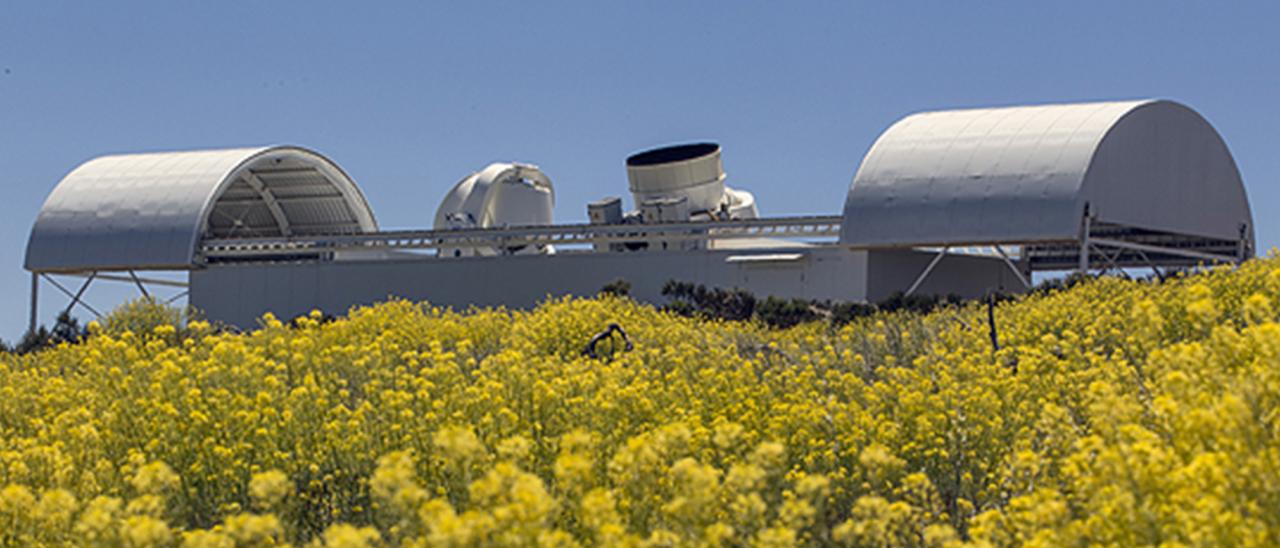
192;211;1249;278
993;245;1032;289
200;215;844;259
1088;242;1116;275
164;290;190;306
1089;237;1237;264
905;247;949;297
61;273;96;318
127;270;151;299
1133;248;1164;282
41;274;103;319
243;166;320;176
1079;211;1091;274
67;272;188;288
1089;243;1130;278
213;193;346;207
277;221;363;232
240;171;292;237
29;272;38;334
209;202;265;239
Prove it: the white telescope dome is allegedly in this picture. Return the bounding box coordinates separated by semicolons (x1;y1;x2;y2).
434;162;555;256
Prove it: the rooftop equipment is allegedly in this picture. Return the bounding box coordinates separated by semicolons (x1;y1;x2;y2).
624;143;758;221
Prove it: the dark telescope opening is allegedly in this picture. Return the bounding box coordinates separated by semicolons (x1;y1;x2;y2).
626;143;719;167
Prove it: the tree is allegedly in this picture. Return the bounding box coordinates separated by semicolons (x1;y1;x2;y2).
14;310;87;354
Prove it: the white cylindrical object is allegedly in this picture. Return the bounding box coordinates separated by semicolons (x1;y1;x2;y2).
626;143;726;213
588;197;623;225
639;196;691;224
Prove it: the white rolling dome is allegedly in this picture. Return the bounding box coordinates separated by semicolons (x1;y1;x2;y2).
840;99;1253;248
433;162;556;256
25;146;378;272
433;162;555;230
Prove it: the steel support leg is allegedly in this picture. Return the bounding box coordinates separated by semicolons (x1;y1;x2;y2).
29;272;38;334
1078;212;1092;275
61;273;96;318
993;245;1032;290
42;274;104;319
905;247;949;297
1134;249;1164;282
164;290;190;306
1088;243;1123;276
128;270;151;299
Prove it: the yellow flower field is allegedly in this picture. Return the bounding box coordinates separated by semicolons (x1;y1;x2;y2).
4;258;1280;546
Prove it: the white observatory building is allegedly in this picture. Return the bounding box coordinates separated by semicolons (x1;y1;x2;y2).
25;99;1254;329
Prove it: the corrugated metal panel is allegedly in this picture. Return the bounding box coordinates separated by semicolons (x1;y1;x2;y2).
840;99;1253;247
26;145;378;272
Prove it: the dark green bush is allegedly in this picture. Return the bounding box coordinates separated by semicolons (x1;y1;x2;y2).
600;278;632;297
661;281;756;322
662;281;986;329
12;310;87;355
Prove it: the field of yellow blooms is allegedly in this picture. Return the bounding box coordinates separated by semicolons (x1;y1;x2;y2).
4;257;1280;546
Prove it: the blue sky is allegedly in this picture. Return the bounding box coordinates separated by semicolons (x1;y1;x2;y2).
2;2;1278;341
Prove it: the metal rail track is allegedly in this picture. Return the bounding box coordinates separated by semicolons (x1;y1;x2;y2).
200;215;844;260
199;214;1243;271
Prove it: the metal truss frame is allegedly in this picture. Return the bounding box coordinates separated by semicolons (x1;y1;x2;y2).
27;271;189;335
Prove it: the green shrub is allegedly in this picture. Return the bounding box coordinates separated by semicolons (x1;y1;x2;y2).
98;298;192;341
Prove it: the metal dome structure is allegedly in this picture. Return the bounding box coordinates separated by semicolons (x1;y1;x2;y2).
841;100;1252;271
26;146;378;273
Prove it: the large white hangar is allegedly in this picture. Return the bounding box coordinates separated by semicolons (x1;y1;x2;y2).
25;99;1254;329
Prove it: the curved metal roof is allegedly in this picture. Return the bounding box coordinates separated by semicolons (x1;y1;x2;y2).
840;99;1253;247
26;146;377;272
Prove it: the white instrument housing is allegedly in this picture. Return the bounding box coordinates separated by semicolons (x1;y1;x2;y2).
625;143;757;220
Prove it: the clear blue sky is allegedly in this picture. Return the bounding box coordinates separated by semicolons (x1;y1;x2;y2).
2;2;1278;341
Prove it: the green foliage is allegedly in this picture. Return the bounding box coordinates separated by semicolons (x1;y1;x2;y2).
755;296;821;328
875;291;963;315
599;278;632;297
12;310;87;355
1029;271;1091;296
6;299;194;356
827;300;879;326
661;280;757;322
98;298;191;341
663;280;967;328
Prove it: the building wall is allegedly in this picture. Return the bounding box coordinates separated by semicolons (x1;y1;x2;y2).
864;249;1026;301
190;246;1020;328
190;246;873;328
